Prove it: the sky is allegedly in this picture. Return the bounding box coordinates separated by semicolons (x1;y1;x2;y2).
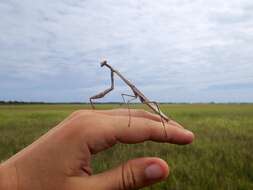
0;0;253;103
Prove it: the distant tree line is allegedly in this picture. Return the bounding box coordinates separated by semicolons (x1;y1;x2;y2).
0;101;124;105
0;100;46;104
0;100;252;105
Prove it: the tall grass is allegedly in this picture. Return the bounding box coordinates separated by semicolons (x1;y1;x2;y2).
0;104;252;189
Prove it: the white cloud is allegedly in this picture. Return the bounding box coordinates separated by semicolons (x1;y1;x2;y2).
0;0;252;102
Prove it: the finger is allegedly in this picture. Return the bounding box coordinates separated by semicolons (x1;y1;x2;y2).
96;108;163;122
67;157;169;190
109;116;194;145
84;114;194;154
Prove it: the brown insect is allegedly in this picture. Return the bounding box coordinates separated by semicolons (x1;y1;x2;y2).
90;60;170;137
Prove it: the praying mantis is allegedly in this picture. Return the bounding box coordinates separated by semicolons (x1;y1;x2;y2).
90;60;171;137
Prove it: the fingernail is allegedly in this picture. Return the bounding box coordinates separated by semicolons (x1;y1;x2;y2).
145;164;164;180
185;130;194;137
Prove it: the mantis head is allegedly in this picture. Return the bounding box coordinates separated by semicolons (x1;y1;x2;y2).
100;60;107;67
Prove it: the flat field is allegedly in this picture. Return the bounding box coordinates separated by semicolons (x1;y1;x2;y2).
0;104;252;190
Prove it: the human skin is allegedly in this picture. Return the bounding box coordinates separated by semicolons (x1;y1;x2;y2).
0;109;194;190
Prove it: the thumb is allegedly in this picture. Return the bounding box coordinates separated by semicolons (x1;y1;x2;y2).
89;157;169;190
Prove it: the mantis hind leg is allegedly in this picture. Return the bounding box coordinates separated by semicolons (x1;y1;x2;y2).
121;93;137;127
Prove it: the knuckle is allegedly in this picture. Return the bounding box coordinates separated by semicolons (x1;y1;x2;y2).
66;110;96;128
70;110;83;117
121;161;137;190
70;110;90;118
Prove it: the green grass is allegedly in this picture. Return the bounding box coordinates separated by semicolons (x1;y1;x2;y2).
0;104;253;189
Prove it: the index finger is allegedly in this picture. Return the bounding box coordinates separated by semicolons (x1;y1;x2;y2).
83;113;194;155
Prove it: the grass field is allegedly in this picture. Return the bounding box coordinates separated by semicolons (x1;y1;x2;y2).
0;104;253;189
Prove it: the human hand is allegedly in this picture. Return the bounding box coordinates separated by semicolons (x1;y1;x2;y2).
0;109;194;190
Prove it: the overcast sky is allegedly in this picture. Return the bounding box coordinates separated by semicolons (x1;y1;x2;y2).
0;0;253;103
